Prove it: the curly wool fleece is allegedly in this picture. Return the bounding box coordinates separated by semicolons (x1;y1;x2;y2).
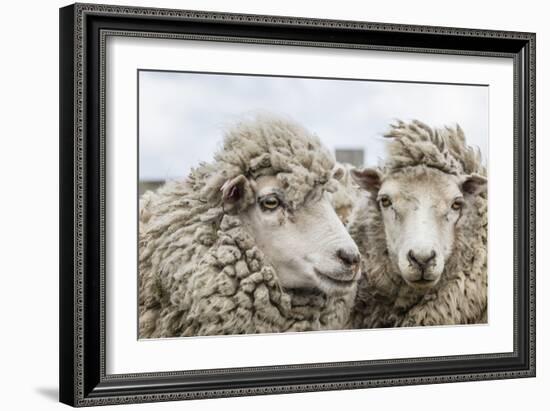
139;117;355;338
349;120;488;328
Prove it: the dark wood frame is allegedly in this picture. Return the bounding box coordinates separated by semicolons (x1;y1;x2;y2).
59;2;536;407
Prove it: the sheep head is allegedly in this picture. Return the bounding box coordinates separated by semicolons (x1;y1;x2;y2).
207;116;361;297
351;120;486;290
353;166;485;289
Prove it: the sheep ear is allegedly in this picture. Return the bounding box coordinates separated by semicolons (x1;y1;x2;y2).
332;165;345;181
351;168;383;194
460;173;487;196
221;175;252;207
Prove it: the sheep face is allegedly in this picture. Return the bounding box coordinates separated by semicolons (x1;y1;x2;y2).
223;174;361;296
352;166;486;290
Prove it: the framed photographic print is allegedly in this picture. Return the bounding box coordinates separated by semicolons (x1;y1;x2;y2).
59;2;536;407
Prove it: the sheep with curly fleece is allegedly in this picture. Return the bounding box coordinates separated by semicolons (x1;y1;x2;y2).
330;162;362;226
139;116;361;338
349;120;487;328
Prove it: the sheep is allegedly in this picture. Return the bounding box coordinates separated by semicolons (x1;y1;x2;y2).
139;116;361;338
329;162;362;225
349;120;487;328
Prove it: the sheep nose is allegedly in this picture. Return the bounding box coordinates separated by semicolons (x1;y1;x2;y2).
337;248;361;266
407;249;436;270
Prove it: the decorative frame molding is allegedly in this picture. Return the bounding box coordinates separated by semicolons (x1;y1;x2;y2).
59;3;535;407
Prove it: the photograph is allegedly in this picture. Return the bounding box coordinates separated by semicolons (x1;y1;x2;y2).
57;2;535;406
137;71;489;338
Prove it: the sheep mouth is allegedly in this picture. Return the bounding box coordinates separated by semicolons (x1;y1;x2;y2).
314;268;358;288
404;277;439;289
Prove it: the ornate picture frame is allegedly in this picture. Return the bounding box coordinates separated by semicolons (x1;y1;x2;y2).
59;3;535;407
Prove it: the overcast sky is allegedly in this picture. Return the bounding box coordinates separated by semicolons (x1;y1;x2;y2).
139;71;488;181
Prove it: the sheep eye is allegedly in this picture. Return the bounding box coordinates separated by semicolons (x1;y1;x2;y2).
451;199;464;211
260;195;280;210
379;196;392;208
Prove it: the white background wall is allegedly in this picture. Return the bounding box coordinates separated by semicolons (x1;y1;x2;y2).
0;0;545;410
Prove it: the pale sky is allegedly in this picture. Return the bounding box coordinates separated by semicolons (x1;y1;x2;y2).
139;70;488;181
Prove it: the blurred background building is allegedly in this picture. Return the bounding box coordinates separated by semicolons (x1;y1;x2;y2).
335;149;365;168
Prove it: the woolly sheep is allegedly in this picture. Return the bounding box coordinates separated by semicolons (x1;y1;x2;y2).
139;116;361;338
349;120;487;328
330;162;362;225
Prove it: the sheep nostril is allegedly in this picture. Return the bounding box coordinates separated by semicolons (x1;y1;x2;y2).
337;248;361;266
426;250;436;264
407;250;436;269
